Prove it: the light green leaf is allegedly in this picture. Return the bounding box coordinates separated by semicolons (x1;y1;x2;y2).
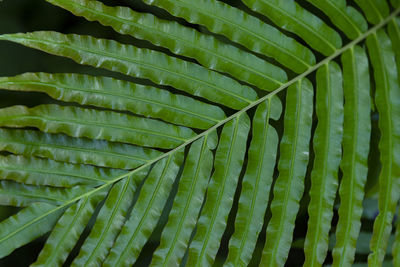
305;0;367;40
32;191;107;267
0;72;226;129
103;150;184;267
354;0;390;24
387;18;400;81
150;132;217;266
366;28;400;266
0;31;257;109
187;113;250;266
0;155;126;187
0;180;89;207
261;79;314;267
72;168;150;267
225;96;282;267
0;128;161;170
304;62;344;267
0;104;195;149
0;202;65;258
332;46;371;267
242;0;342;56
45;0;287;90
142;0;315;73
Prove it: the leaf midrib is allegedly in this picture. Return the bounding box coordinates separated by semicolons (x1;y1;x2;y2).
154;0;312;69
337;47;359;267
195;115;240;266
5;36;253;104
257;0;338;53
83;177;132;265
53;0;284;86
268;80;303;266
114;155;173;266
2;114;188;142
0;80;220;123
0;139;151;164
370;32;394;266
162;136;208;265
234;100;271;266
4;7;398;249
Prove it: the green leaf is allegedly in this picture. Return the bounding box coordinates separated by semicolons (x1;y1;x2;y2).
332;46;371;267
187;113;250;266
0;128;161;170
387;18;400;81
103;150;184;266
366;28;400;266
0;180;89;207
0;155;126;187
0;202;65;258
0;31;257;109
32;192;107;267
354;0;390;25
150;132;217;266
225;96;282;267
0;72;226;129
241;0;342;56
0;104;195;149
305;0;367;40
261;79;314;266
304;62;344;267
72;168;150;266
142;0;315;73
45;0;287;90
329;231;396;256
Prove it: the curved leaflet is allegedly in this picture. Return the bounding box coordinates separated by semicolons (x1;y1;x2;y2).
304;62;343;267
261;79;314;267
0;31;257;109
45;0;287;90
0;104;195;149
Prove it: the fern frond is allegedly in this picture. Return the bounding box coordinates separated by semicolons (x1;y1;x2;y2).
0;31;257;109
103;151;184;266
261;79;314;267
72;167;151;266
187;113;250;266
0;128;161;170
0;202;65;258
366;28;400;266
332;46;371;267
31;193;106;267
0;72;226;129
354;0;390;24
0;181;89;207
305;0;367;40
304;62;344;267
150;133;217;266
44;0;287;90
0;1;399;266
224;96;281;267
0;104;195;149
388;18;400;79
142;0;315;73
241;0;342;56
0;155;126;187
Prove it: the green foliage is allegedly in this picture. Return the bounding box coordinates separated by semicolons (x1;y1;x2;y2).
0;0;399;266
